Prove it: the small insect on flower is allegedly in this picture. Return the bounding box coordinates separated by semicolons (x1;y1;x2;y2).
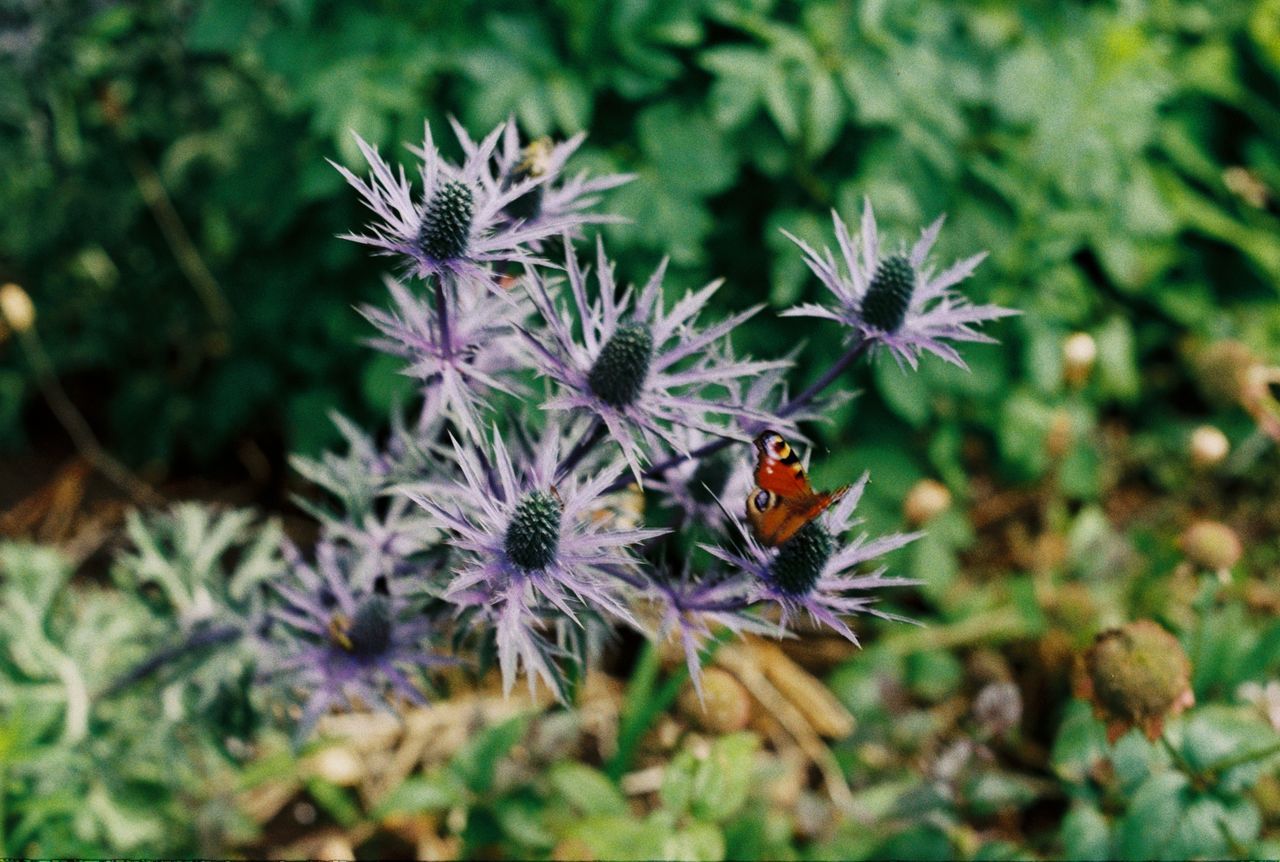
745;430;849;547
258;540;450;742
521;236;789;483
782;199;1018;369
649;362;810;532
332;121;583;284
706;440;921;644
408;423;665;698
474;118;634;236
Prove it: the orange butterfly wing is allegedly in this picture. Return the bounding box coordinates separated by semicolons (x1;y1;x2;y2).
746;431;850;546
752;431;814;497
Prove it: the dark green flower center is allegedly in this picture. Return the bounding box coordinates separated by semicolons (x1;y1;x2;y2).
417;179;474;261
588;322;654;409
505;491;564;571
332;595;393;658
689;451;732;506
768;520;834;596
860;254;915;333
502;182;544;223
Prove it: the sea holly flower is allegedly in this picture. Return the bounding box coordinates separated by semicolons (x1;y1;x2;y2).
705;474;921;643
642;566;777;698
260;540;449;741
521;237;790;483
409;424;664;697
650;353;823;530
291;407;449;582
783;199;1018;369
361;274;530;440
332;122;572;283
463;118;633;236
291;407;446;523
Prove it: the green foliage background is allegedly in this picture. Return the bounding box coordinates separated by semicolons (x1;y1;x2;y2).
4;2;1280;858
5;0;1279;514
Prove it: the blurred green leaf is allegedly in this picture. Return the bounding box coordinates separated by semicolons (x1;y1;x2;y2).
1059;802;1113;860
375;770;467;816
452;715;528;795
550;762;628;817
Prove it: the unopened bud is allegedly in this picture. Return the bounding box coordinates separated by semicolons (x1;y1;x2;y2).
0;284;34;333
1062;332;1097;387
1189;425;1229;468
1179;520;1242;572
903;479;951;526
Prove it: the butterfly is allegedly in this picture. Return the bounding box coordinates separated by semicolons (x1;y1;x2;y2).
745;430;850;547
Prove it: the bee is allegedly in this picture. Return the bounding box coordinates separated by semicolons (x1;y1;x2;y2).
327;613;355;652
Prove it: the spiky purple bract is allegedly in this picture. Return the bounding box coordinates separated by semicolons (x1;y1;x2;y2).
782;199;1018;369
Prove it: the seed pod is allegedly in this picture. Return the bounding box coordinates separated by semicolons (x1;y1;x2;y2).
1189;425;1230;468
1062;332;1097;388
904;479;951;526
1075;620;1194;743
1179;519;1242;572
0;283;35;333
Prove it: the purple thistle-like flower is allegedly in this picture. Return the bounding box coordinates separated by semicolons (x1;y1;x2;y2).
649;354;819;530
291;409;449;583
461;118;633;238
408;424;664;697
521;237;790;483
361;274;530;440
260;539;450;741
331;121;570;283
704;473;922;644
782;199;1018;369
642;566;777;699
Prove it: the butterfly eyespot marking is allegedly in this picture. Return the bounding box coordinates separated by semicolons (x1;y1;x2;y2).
746;430;851;547
750;489;773;514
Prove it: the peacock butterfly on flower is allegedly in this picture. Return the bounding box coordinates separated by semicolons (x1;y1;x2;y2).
745;430;849;547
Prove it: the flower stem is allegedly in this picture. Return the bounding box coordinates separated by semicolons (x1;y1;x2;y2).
778;336;868;418
435;273;454;359
99;624;243;698
18;327;163;507
601;336;868;492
